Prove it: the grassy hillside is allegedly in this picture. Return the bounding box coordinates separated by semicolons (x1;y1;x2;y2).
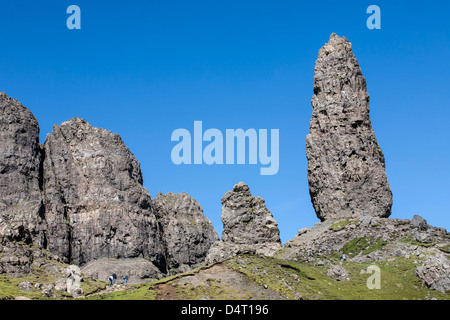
81;254;447;300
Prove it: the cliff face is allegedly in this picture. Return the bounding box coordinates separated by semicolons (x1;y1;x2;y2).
0;93;46;277
153;192;219;274
0;100;219;276
0;92;44;247
42;117;166;269
306;33;392;221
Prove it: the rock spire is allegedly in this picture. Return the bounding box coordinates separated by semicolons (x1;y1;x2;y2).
306;33;393;221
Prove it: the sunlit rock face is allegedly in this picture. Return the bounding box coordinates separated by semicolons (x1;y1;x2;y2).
306;34;393;221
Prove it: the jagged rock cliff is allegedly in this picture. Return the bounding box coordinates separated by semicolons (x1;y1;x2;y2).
277;214;450;293
0;100;220;278
42;117;166;269
206;182;281;264
306;33;392;221
0;93;46;277
153;192;219;274
0;92;44;246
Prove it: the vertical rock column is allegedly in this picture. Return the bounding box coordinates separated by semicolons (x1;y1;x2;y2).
306;34;392;221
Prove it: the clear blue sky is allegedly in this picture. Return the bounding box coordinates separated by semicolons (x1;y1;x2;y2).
1;1;449;243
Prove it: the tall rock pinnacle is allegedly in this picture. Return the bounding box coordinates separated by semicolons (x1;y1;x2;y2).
306;34;392;221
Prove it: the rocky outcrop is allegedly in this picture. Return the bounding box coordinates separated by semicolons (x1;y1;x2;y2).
327;265;349;281
81;257;162;284
278;215;449;264
11;247;104;298
0;92;44;247
206;182;281;264
42;117;166;269
411;214;429;231
65;265;84;297
416;252;450;294
278;213;449;294
0;242;36;277
306;33;392;221
153;192;219;274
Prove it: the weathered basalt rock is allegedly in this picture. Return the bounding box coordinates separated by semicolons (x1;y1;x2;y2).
0;96;222;276
0;92;44;247
153;192;219;274
416;252;450;294
42;117;166;269
306;33;392;221
206;182;281;264
411;214;429;231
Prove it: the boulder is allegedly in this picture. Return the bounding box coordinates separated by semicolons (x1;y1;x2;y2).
411;215;429;231
327;265;350;281
306;34;392;221
18;281;33;292
54;278;67;292
65;265;84;297
416;252;450;293
81;257;162;284
41;283;55;298
0;242;34;277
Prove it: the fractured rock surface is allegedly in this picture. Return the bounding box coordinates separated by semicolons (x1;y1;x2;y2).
416;252;450;294
42;117;166;269
0;92;44;247
153;192;219;274
306;33;392;221
0;96;223;276
206;182;281;264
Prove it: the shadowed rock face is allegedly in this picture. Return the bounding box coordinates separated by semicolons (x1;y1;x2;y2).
306;33;392;221
153;192;219;274
0;92;44;246
206;182;281;264
42;117;166;269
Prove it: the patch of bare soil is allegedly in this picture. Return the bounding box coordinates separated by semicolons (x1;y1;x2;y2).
155;263;284;300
